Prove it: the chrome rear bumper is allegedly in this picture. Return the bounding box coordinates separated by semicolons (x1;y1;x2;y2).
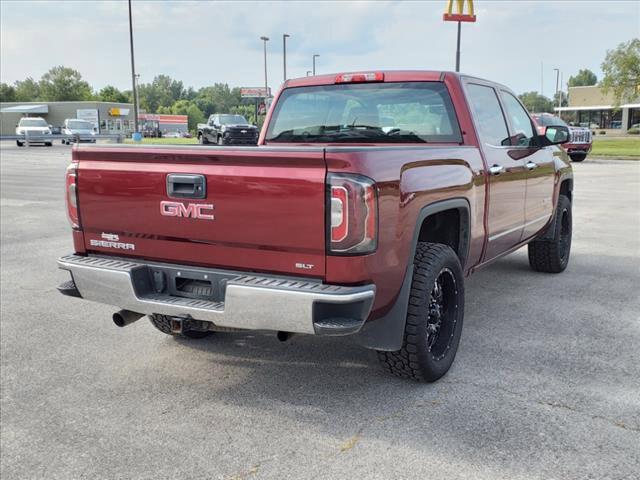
57;254;375;335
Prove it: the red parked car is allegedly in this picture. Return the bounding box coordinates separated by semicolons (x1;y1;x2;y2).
532;113;592;162
58;71;573;382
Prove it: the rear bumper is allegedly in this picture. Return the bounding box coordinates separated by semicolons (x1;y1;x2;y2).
563;142;592;154
57;254;375;336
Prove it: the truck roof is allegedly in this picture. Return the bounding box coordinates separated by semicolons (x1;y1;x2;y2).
283;70;511;93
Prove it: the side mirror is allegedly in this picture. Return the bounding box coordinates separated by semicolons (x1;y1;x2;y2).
542;125;570;145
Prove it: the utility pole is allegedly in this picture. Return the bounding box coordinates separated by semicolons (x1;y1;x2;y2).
312;54;319;75
283;34;290;82
260;36;269;105
128;0;138;134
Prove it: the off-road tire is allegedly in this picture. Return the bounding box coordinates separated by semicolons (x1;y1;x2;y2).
198;133;208;145
570;153;586;162
16;140;24;147
149;314;213;339
45;142;53;147
377;242;465;382
217;135;224;146
528;194;572;273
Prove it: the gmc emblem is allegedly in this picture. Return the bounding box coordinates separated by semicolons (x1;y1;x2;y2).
160;201;215;220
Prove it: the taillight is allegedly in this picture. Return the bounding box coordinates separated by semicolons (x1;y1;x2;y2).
328;173;377;254
65;162;80;229
334;72;384;84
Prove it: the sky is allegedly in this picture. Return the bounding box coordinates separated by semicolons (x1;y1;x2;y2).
1;0;639;96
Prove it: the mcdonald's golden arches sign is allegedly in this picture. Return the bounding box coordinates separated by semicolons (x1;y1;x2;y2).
443;0;477;22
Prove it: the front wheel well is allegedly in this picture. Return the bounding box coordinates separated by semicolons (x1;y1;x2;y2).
417;207;469;268
560;178;573;203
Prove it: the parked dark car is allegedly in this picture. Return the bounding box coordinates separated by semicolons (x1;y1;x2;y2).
197;114;259;145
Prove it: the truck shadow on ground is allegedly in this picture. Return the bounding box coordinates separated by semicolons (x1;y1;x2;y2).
164;253;554;399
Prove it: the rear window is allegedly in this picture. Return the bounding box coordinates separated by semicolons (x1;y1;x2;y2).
534;115;568;127
67;121;94;129
265;82;462;143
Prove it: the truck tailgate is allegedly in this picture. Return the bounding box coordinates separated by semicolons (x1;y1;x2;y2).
74;146;326;277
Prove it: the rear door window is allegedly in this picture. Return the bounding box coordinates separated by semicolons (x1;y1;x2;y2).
465;83;510;146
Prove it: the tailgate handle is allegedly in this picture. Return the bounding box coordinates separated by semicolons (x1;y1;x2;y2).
166;174;206;199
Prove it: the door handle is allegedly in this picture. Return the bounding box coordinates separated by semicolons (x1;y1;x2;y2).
489;164;505;176
166;174;206;199
526;161;538;170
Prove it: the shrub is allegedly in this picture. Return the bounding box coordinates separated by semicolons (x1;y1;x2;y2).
627;127;640;135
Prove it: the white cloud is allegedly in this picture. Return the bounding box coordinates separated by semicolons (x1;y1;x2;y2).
1;0;639;96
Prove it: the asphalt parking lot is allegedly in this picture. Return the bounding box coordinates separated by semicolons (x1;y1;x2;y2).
1;141;638;480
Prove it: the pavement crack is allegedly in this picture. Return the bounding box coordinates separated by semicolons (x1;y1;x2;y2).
444;379;640;434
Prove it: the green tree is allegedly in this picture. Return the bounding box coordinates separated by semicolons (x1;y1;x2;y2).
167;99;205;132
39;66;93;101
518;91;554;113
98;85;129;103
138;75;184;112
0;83;17;102
194;83;241;117
568;69;597;87
600;38;640;106
553;91;568;108
14;78;41;101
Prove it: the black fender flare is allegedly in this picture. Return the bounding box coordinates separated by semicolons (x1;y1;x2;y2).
538;172;573;241
354;198;471;351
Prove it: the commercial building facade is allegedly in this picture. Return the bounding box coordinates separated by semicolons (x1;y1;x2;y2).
139;114;188;136
555;86;640;134
0;101;135;136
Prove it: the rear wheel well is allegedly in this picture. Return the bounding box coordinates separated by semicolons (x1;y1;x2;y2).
560;178;573;203
417;208;469;268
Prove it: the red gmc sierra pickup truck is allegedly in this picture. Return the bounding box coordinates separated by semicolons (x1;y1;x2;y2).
58;71;574;382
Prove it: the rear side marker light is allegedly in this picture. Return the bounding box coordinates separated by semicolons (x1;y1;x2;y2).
335;72;384;84
328;173;378;255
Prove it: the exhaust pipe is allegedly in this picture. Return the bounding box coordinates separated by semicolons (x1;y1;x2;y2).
277;331;294;342
112;309;144;327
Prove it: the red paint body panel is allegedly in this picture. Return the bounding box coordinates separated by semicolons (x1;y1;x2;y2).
74;147;327;277
324;146;486;318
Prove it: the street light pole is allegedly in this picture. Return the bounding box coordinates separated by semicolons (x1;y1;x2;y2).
134;73;140;120
128;0;138;134
260;36;269;105
553;68;560;114
283;34;290;82
312;54;319;75
558;71;564;115
455;21;461;72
